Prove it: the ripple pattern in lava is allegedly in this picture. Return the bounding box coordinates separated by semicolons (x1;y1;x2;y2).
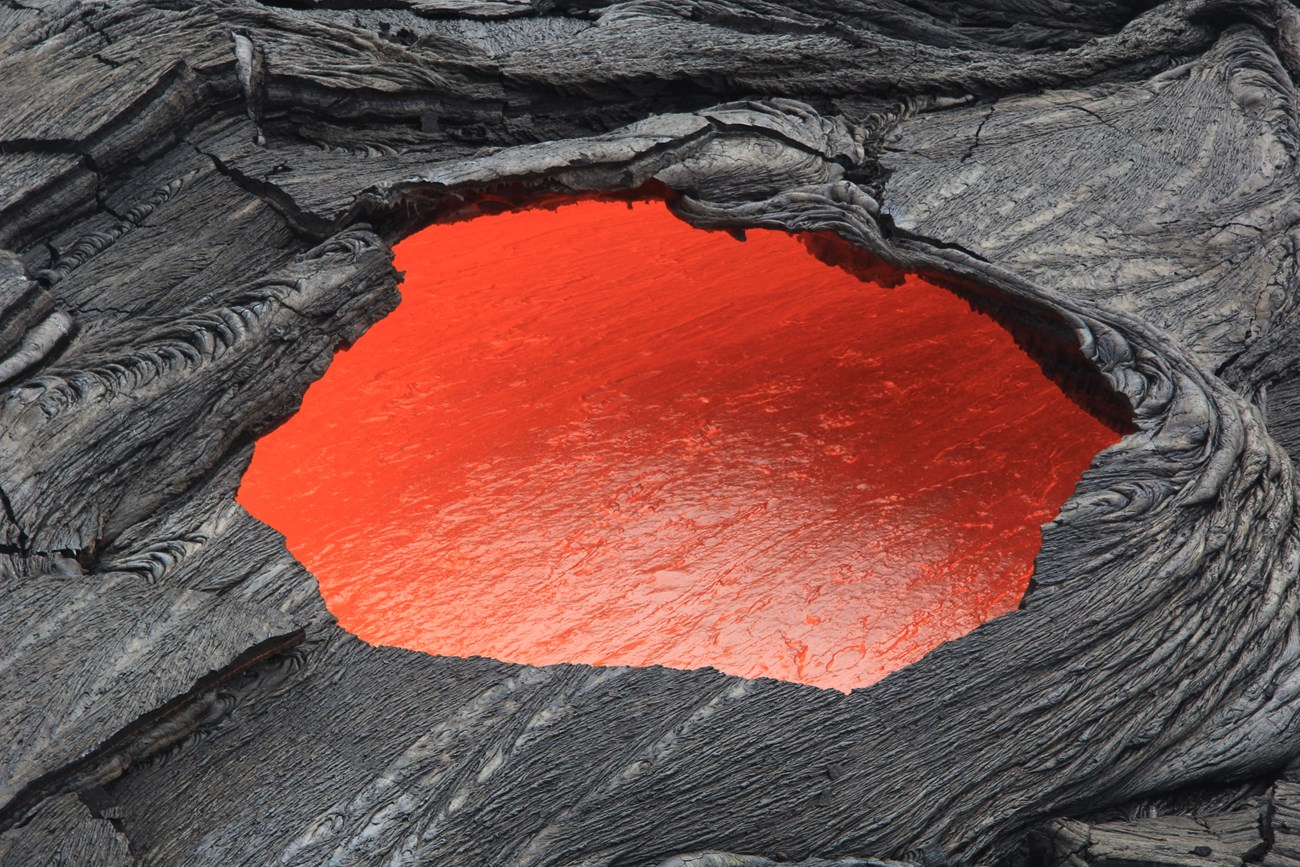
237;198;1121;692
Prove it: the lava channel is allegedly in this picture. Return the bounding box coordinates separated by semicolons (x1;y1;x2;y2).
237;196;1122;692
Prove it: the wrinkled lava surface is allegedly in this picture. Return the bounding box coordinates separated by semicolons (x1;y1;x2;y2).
237;198;1120;692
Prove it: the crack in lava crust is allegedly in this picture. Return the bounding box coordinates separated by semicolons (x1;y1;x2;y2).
237;197;1120;691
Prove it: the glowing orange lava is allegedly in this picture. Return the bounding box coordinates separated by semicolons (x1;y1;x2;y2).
237;198;1120;692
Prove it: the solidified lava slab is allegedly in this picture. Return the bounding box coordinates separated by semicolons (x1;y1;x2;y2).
237;198;1119;691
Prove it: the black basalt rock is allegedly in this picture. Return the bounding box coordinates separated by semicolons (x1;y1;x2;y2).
4;2;1300;865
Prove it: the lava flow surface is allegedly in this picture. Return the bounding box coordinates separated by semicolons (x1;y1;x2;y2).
238;197;1121;691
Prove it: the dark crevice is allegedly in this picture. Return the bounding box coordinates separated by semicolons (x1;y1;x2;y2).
77;787;141;860
186;137;331;240
77;6;118;46
0;628;305;834
1080;773;1275;825
959;102;995;163
705;117;859;167
0;487;31;560
877;211;991;264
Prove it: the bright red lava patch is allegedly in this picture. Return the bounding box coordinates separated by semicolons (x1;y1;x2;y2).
237;198;1120;692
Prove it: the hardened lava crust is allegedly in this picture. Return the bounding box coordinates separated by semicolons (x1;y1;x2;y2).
4;2;1300;865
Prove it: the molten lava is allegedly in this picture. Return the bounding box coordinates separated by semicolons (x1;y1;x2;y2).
237;197;1120;692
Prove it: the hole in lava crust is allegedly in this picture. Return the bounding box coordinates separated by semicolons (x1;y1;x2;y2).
237;193;1123;692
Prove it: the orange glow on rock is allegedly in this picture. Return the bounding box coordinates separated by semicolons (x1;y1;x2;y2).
237;197;1120;692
